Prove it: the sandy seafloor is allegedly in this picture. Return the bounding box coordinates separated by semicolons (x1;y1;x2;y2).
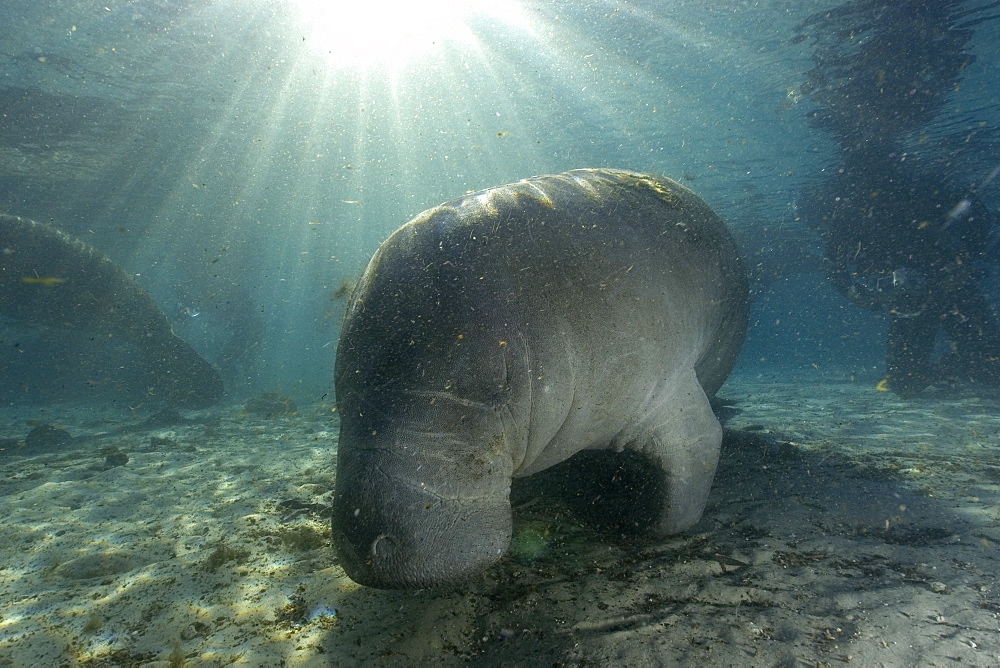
1;367;999;667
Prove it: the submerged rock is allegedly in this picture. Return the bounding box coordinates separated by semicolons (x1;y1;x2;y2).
22;424;73;454
102;447;129;468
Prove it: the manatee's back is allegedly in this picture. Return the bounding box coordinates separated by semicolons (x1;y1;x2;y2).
490;169;748;397
0;214;223;408
0;214;164;335
337;167;748;417
408;168;748;397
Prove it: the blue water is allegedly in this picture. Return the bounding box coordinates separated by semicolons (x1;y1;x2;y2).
0;0;997;401
3;2;1000;664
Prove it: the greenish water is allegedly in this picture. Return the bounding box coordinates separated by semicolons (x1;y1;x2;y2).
1;0;997;412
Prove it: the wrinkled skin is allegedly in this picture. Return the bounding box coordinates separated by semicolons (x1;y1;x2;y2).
333;169;748;588
0;214;223;408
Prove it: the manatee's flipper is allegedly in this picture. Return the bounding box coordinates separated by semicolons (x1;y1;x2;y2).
0;214;223;408
633;368;723;535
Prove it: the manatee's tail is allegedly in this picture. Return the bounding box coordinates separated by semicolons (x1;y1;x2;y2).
138;333;224;409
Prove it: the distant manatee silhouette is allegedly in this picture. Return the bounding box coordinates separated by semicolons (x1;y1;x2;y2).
0;213;223;408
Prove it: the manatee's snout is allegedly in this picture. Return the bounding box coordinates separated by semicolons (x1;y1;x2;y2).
333;463;512;588
331;391;516;588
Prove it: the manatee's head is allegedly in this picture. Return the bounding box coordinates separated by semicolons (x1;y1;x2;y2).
332;397;514;589
330;205;526;588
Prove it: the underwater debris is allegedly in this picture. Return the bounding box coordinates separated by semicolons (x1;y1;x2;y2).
508;522;552;564
143;408;190;427
149;435;178;449
101;446;129;468
179;621;211;641
276;586;310;628
278;525;328;552
331;278;356;301
772;550;828;568
243;392;297;418
873;524;956;546
277;498;333;520
201;543;251;573
253;524;330;553
275;585;337;630
81;612;103;634
52;551;133;580
145;435;197;453
20;276;65;286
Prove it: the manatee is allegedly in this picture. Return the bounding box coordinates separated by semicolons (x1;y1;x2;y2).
0;213;223;408
332;169;748;588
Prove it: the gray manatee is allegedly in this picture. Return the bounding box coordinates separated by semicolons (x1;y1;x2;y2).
333;169;748;588
0;213;223;409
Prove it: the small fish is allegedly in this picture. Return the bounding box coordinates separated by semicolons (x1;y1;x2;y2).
21;276;65;286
